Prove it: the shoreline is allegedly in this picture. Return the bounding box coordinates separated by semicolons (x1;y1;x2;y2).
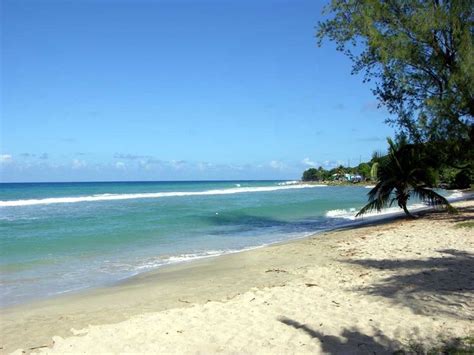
1;199;473;353
3;191;464;310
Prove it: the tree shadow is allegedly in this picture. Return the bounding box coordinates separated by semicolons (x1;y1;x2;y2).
278;316;401;354
346;249;474;320
278;316;473;354
417;203;474;223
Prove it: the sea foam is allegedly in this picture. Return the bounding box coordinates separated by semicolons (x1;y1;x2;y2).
325;204;428;220
277;180;300;186
132;246;265;272
326;190;464;220
0;184;324;207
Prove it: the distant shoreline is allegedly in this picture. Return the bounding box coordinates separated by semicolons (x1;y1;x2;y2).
300;180;371;186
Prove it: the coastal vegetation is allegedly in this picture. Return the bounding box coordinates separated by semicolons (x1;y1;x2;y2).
454;221;474;229
302;165;367;182
302;146;472;189
302;160;374;183
316;0;473;146
398;335;474;354
356;138;454;217
314;0;473;216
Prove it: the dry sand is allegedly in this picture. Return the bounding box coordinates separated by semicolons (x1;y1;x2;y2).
2;200;473;354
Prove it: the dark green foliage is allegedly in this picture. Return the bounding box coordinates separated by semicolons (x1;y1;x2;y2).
440;166;460;187
302;168;320;181
422;137;474;177
302;166;332;181
370;162;379;180
357;162;371;179
301;162;375;182
454;221;474;229
396;335;474;354
453;169;472;189
316;1;472;215
439;166;473;188
356;138;455;218
316;0;474;145
371;150;384;163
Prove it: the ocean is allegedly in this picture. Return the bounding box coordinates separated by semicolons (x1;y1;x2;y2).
0;180;463;307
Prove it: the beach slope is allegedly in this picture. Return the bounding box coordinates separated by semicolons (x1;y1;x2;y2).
4;200;474;354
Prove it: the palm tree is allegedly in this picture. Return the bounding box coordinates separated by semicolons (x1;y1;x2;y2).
370;162;379;181
356;138;456;218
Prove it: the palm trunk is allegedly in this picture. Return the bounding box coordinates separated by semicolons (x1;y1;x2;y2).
397;189;415;218
400;202;415;218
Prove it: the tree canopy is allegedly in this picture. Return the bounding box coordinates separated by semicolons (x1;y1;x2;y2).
316;0;474;144
301;161;376;182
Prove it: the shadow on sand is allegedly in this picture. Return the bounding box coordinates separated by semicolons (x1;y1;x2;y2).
278;316;401;353
275;204;474;353
346;248;474;320
344;204;474;320
278;316;472;354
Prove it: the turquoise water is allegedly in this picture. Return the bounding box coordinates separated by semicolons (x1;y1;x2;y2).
0;181;461;307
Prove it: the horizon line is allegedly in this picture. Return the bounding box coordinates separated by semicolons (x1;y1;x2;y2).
0;178;300;184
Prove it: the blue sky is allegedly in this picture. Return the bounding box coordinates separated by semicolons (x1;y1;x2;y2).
1;0;394;182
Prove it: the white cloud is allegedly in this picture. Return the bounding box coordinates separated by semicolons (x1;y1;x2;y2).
301;157;316;167
170;160;187;169
115;161;126;169
197;162;214;171
269;160;284;170
72;159;87;169
321;160;345;169
0;154;12;164
235;165;245;171
136;158;164;171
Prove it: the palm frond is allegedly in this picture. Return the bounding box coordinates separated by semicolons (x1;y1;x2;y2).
356;199;383;217
389;197;399;207
412;187;457;213
356;181;394;217
359;138;456;218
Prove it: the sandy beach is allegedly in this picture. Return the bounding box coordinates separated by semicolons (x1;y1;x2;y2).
2;199;473;354
4;0;473;353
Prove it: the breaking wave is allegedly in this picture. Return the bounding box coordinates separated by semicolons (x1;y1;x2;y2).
325;204;428;220
326;190;465;220
0;184;323;207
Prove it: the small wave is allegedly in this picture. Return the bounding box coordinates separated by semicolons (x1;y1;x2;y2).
329;190;466;220
0;216;40;221
325;208;358;220
133;246;264;271
277;180;300;186
326;203;428;220
0;184;323;207
446;190;464;200
364;185;376;189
